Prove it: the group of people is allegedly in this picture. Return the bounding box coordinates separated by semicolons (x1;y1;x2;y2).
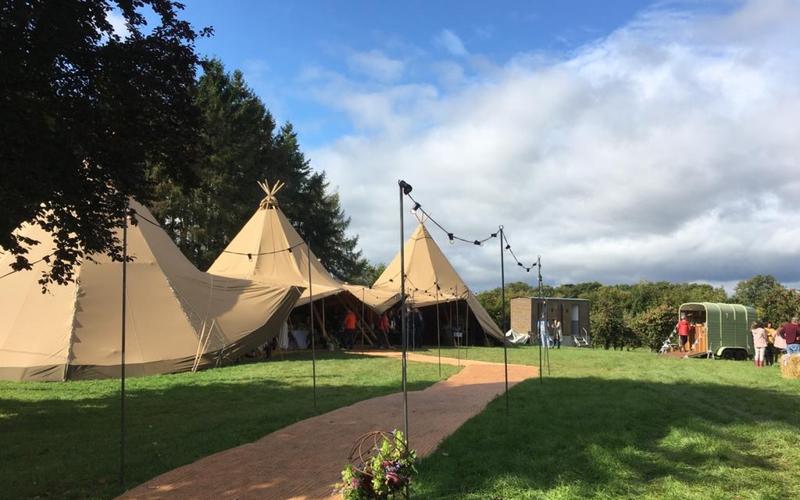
751;317;800;367
538;318;562;348
338;306;426;350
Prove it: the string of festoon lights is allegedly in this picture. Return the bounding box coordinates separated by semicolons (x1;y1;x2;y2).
406;191;550;382
397;180;545;435
404;190;538;272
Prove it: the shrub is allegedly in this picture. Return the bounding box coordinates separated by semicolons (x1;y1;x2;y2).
630;304;675;352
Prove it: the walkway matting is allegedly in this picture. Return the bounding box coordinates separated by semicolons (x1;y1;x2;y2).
120;351;538;499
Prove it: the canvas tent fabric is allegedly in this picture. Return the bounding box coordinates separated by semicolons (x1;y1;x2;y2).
342;284;401;315
0;201;302;382
207;182;345;306
371;223;505;342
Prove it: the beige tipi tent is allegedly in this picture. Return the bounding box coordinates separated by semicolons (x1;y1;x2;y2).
371;223;504;343
209;181;400;328
208;181;346;306
0;201;302;381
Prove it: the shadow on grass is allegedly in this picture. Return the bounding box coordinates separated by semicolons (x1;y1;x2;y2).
415;377;800;499
0;354;442;500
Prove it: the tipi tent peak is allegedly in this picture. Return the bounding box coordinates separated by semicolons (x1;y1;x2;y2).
258;178;284;210
208;179;345;306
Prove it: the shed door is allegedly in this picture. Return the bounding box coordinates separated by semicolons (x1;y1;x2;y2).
571;305;580;338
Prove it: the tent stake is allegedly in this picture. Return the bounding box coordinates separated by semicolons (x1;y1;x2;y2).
499;226;509;416
308;243;317;412
120;206;128;487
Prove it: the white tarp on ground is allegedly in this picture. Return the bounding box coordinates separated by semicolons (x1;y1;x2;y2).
505;329;530;345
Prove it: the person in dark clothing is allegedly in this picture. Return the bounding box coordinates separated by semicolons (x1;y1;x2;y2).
778;317;800;356
411;307;424;349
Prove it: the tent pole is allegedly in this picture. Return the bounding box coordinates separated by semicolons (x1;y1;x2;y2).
360;288;365;349
398;180;410;450
308;243;317;412
538;255;544;384
456;284;460;366
436;284;441;377
500;226;509;416
464;291;470;359
119;207;128;487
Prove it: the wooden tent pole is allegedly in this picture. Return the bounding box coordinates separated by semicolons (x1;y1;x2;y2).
361;288;365;349
335;293;377;345
313;301;330;340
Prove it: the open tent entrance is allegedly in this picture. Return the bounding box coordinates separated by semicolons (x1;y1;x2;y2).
412;300;493;349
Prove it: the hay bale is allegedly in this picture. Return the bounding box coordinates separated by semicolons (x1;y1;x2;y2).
780;354;800;379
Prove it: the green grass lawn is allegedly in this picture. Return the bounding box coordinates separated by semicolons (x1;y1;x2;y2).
0;351;457;500
413;347;800;499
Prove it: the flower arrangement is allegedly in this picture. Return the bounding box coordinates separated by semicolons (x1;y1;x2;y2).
338;430;417;499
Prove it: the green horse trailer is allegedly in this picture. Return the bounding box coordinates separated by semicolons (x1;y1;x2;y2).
679;303;755;360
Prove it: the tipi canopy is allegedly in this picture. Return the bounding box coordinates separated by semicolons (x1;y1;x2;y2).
371;223;504;342
209;180;399;311
0;200;302;381
342;284;401;315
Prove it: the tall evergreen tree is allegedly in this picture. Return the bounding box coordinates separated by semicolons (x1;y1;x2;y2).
148;60;368;279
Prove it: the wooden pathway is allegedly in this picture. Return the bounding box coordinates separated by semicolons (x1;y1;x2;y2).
121;351;537;499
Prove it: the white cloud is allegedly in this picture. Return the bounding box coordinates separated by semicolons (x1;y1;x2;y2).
435;29;468;57
308;0;800;291
347;50;405;82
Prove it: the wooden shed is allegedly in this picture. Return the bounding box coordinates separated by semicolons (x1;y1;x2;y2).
511;297;591;345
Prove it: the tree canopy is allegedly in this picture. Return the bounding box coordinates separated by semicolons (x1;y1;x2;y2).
1;0;209;287
147;59;368;279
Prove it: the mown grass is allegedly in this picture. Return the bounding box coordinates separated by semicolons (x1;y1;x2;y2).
0;351;457;499
413;347;800;499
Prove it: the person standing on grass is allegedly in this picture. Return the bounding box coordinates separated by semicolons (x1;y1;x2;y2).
343;309;358;350
552;319;562;349
751;321;767;368
777;317;800;357
764;321;777;366
412;307;425;349
676;315;691;352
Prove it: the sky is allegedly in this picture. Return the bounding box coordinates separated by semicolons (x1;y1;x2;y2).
154;0;800;292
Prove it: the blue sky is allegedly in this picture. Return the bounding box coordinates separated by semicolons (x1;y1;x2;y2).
143;1;800;291
182;0;678;148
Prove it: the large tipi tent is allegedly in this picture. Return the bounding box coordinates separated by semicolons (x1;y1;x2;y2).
370;223;505;343
208;180;345;305
0;201;302;381
208;180;400;314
